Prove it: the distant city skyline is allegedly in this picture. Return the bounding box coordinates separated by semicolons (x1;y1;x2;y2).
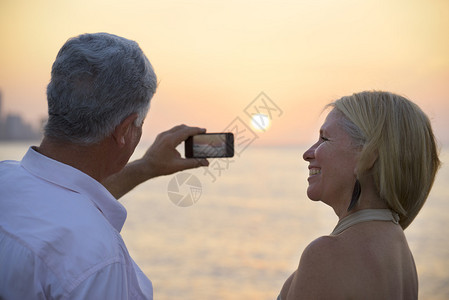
0;90;42;141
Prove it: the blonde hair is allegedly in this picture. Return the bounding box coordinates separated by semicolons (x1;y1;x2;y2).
329;91;441;229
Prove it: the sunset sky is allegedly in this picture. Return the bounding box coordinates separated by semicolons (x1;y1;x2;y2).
1;0;448;145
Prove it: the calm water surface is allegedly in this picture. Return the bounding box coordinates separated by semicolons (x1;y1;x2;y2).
1;142;448;299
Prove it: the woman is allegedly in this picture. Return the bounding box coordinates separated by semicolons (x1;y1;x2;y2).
279;91;440;299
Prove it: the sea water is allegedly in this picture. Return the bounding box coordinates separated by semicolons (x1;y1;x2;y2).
1;142;448;299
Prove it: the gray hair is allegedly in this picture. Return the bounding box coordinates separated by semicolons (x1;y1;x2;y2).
45;33;157;144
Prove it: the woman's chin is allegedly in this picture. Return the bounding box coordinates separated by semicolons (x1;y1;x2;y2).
306;189;321;201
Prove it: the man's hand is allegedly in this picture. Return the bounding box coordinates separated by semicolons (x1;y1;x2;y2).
103;124;209;199
139;124;209;177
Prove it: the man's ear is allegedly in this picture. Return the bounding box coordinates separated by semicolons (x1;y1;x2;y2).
112;113;139;147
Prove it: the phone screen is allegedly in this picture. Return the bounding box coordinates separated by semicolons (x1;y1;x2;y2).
185;133;234;158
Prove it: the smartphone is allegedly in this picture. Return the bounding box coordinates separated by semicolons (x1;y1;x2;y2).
185;133;234;158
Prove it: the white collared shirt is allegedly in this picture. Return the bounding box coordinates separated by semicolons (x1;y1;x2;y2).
0;147;153;299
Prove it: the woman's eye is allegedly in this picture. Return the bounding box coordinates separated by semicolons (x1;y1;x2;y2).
320;135;329;142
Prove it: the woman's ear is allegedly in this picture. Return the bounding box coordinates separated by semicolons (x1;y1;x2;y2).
112;113;139;147
355;149;378;176
365;149;379;170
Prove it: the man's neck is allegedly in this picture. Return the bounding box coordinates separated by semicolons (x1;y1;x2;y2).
37;137;114;182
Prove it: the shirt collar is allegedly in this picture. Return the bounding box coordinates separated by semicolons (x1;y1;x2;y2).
21;147;127;232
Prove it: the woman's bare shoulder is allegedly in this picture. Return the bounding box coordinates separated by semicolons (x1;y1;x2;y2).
285;235;351;299
302;234;353;264
284;224;414;299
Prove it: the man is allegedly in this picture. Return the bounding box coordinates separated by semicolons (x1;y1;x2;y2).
0;33;208;299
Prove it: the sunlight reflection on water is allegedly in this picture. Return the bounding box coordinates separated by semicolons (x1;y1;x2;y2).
1;143;448;299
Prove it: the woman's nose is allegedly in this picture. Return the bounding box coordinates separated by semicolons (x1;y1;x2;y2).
303;143;316;161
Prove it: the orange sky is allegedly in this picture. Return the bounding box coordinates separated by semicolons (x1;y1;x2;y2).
1;0;448;145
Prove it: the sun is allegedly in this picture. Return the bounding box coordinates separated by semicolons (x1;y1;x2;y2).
250;113;271;131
